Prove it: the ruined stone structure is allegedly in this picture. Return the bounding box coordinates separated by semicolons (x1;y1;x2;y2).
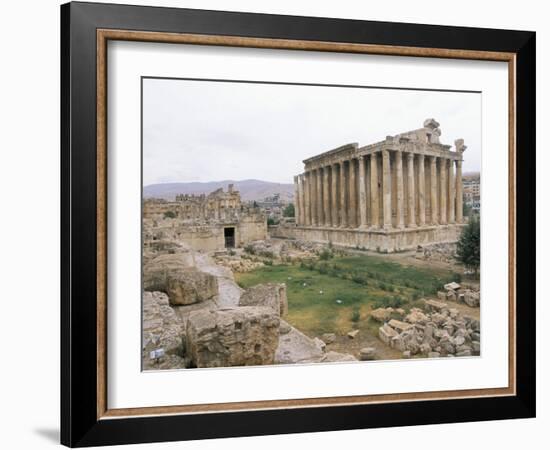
282;119;467;252
143;185;267;252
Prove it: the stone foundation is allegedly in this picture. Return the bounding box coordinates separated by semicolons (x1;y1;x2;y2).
272;223;465;253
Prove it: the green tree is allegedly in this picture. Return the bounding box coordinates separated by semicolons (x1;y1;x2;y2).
283;203;295;217
463;202;473;218
163;210;176;219
456;216;480;275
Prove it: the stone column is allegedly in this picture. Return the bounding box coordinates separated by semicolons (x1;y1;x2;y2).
294;175;300;225
310;170;317;226
331;164;339;227
348;159;357;227
448;158;455;223
382;149;392;229
339;161;348;227
456;160;463;223
370;153;379;228
395;151;404;228
304;172;311;226
317;168;324;226
323;166;330;226
439;158;447;225
407;152;416;227
358;155;368;228
300;174;306;225
418;154;426;226
430;157;438;225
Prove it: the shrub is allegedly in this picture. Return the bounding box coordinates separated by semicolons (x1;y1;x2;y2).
283;203;295;217
373;295;406;309
259;250;275;259
351;274;368;285
351;307;361;323
244;244;256;255
317;263;329;275
163;210;176;219
451;272;462;283
319;248;334;261
456;216;480;275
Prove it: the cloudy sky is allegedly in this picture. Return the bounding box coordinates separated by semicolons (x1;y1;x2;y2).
143;78;481;186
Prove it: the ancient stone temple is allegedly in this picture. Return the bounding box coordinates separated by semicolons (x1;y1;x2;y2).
284;119;467;252
143;184;267;252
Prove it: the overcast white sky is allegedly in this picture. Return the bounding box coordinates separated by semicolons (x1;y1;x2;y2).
143;78;481;186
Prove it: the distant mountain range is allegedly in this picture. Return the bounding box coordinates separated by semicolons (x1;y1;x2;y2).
143;179;295;202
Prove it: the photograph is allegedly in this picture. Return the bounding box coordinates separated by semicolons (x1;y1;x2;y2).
141;77;482;370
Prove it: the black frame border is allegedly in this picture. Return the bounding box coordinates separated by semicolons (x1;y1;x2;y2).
61;2;535;447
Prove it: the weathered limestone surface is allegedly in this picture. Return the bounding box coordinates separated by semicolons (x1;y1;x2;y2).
142;291;185;364
239;283;288;317
275;325;325;364
321;351;358;363
185;307;280;368
194;252;242;308
379;323;398;345
143;252;195;291
370;307;393;322
166;268;218;306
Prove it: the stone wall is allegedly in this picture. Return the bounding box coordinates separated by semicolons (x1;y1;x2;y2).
144;218;267;253
272;223;465;253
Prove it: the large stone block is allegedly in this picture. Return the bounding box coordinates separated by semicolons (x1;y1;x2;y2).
143;253;195;291
239;283;288;317
166;268;218;306
379;323;398;345
185;307;280;368
370;307;393;322
142;291;185;368
463;290;480;307
387;319;413;333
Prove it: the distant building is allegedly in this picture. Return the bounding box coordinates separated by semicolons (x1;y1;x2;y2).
463;178;480;212
143;184;267;251
256;193;288;221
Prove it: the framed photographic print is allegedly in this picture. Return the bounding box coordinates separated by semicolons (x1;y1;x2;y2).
60;1;536;447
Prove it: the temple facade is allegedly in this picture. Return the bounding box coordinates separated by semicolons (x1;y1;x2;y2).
280;119;468;252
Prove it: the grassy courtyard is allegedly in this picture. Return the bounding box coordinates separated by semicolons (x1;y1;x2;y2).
235;254;460;338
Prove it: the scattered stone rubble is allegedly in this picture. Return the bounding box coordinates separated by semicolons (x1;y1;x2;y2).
369;307;405;322
377;299;480;358
437;281;480;307
215;255;265;273
415;242;457;264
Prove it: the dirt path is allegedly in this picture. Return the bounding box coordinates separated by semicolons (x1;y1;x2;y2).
194;252;243;308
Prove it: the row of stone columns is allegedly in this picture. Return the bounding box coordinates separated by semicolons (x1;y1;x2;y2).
294;151;464;229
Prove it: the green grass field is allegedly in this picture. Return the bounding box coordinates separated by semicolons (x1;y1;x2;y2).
235;254;459;337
